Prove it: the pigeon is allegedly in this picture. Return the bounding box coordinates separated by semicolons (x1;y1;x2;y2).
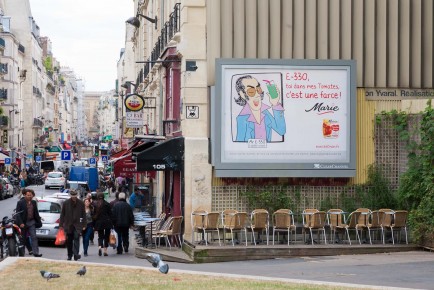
40;270;60;281
145;253;169;274
76;266;86;276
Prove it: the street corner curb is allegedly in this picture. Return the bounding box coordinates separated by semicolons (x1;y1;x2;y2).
0;257;19;271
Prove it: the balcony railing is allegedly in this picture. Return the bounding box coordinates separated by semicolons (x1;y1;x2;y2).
0;63;8;75
33;86;42;97
18;44;25;54
0;116;8;127
142;3;181;80
33;118;43;128
0;88;7;100
46;84;55;95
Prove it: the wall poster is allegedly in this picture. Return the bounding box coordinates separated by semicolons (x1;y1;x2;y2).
212;59;357;177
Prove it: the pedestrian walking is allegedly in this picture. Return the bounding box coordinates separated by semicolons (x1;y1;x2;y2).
109;191;120;208
93;192;113;257
112;192;134;254
82;198;94;256
15;188;42;257
115;175;124;192
129;187;145;213
59;189;86;261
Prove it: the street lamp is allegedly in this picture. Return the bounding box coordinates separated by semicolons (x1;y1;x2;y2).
121;81;137;90
126;14;157;30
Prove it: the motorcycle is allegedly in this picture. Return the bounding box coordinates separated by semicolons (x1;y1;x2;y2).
0;211;25;258
27;173;45;186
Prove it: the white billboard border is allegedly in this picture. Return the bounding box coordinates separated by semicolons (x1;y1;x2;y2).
211;58;357;178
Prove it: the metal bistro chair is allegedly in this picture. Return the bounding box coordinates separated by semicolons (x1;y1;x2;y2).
157;216;183;249
355;208;372;244
383;210;408;245
223;212;249;246
367;210;385;244
335;210;362;245
272;209;297;245
306;211;327;245
202;212;221;246
191;209;207;244
302;208;319;243
250;209;269;245
327;209;347;244
221;209;238;245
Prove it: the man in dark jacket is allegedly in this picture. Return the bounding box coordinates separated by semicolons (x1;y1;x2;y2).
59;189;86;261
16;188;42;257
112;192;134;254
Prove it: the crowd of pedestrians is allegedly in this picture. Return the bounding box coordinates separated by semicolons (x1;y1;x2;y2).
12;174;146;260
58;188;135;260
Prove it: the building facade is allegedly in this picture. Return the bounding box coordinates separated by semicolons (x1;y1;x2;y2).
123;0;433;242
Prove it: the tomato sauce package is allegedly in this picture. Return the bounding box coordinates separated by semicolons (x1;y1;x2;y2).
323;119;339;138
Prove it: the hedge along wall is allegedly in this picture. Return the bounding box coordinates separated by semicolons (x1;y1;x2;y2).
212;185;357;219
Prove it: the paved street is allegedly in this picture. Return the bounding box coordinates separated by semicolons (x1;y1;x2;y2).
1;185;434;289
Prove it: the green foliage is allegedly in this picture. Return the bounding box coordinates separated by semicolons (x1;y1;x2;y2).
240;187;293;213
340;187;357;212
398;100;434;244
319;196;334;211
44;56;53;72
378;110;418;152
362;164;397;209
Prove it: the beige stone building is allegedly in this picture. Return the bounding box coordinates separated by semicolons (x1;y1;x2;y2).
123;0;433;242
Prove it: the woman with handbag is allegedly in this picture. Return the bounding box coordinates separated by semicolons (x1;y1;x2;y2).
93;192;113;256
82;198;94;256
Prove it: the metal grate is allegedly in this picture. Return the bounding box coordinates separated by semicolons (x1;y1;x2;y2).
374;114;422;189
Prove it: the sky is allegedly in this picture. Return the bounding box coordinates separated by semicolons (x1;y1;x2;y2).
29;0;134;92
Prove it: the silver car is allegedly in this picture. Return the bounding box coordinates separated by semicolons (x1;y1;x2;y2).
44;171;65;189
36;197;63;242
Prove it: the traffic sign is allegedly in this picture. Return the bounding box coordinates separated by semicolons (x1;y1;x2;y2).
4;157;11;165
89;157;96;165
61;150;72;161
35;156;42;162
101;155;108;163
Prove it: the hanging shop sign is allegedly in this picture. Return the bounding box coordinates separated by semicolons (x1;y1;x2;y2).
124;93;145;111
126;111;144;128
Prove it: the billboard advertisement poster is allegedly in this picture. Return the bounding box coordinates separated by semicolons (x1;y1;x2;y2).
212;59;356;177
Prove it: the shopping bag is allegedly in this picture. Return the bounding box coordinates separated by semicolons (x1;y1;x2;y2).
55;228;66;246
109;229;117;247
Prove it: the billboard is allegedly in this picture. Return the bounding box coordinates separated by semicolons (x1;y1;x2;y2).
212;59;356;177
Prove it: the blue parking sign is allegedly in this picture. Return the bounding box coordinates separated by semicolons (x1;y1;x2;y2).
89;157;96;165
4;157;11;165
61;150;72;161
101;155;108;163
35;156;42;162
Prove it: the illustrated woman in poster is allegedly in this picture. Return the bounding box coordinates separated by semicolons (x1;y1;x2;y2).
233;74;286;142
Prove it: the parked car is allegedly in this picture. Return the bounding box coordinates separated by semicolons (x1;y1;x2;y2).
44;192;71;201
44;171;65;189
2;178;14;198
0;178;7;200
65;181;90;199
35;197;63;242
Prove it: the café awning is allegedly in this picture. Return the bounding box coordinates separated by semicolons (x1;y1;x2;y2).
136;137;184;171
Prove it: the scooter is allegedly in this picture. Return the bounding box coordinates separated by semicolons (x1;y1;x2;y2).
0;211;25;258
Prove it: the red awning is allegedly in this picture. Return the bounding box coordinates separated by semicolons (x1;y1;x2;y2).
113;155;155;179
110;149;128;159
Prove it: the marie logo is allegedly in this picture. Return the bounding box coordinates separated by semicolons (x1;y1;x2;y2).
305;102;339;115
